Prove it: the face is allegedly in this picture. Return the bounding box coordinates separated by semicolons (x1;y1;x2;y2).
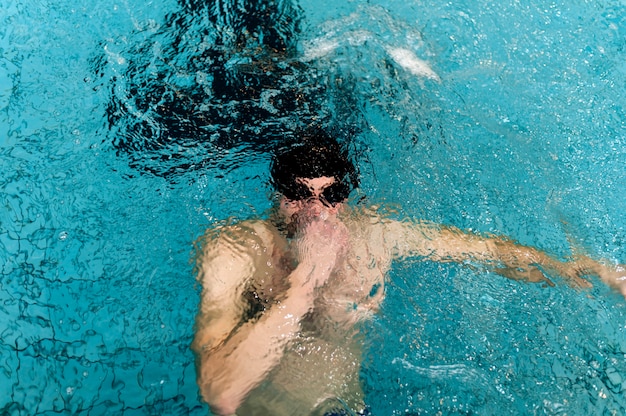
279;176;344;226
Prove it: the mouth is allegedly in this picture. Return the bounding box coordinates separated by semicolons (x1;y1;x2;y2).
292;205;330;224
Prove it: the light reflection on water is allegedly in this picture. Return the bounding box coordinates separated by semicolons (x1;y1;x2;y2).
1;0;626;414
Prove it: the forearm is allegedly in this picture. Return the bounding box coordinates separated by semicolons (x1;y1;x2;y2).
486;238;558;270
474;238;602;288
424;229;554;270
422;226;580;284
387;221;555;269
467;235;626;295
198;265;321;415
387;218;622;292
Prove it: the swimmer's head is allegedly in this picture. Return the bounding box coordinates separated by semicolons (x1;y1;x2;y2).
270;129;358;206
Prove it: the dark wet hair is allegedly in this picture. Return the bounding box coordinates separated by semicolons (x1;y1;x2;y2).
270;130;358;204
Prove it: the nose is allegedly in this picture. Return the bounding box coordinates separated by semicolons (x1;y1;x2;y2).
303;197;323;210
301;198;329;216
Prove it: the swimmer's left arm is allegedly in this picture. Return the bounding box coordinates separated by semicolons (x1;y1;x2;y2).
382;219;600;288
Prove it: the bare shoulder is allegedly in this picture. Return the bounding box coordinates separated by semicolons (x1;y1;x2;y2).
200;219;280;261
197;219;280;297
200;219;277;251
342;206;444;259
193;219;282;351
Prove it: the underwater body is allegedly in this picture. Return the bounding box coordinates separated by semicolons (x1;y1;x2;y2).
2;0;626;414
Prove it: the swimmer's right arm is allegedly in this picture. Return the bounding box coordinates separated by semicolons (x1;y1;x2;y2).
197;269;324;415
192;222;338;416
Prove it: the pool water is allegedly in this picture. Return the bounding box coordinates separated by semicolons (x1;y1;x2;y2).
2;0;626;414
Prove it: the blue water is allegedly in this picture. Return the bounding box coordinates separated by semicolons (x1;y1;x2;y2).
2;0;626;414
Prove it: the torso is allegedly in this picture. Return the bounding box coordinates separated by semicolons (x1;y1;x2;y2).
245;211;391;341
235;211;392;414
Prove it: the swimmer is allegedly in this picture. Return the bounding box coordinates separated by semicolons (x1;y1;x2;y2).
191;129;626;416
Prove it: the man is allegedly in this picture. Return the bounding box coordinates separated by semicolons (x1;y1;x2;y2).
192;130;626;416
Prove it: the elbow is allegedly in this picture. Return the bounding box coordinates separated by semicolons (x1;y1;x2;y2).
201;386;241;416
207;398;239;416
196;363;242;416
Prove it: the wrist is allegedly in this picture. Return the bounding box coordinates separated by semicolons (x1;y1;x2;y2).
291;261;331;289
278;277;317;315
283;283;316;307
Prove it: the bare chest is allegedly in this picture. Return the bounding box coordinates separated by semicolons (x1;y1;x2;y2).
314;240;390;327
246;222;392;329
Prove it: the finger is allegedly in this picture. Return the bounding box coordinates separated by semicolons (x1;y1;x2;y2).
568;274;593;289
528;269;555;287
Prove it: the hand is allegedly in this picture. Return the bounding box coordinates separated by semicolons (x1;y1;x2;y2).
550;256;626;293
593;262;626;296
495;259;595;289
294;216;349;290
495;266;556;287
549;259;595;289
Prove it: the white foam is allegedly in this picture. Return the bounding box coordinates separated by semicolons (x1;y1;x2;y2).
302;30;371;61
302;38;341;61
385;46;440;81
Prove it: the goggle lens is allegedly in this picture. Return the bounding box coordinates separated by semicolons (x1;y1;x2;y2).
282;180;349;205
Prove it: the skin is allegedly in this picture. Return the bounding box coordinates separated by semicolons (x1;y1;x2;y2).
192;177;626;416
